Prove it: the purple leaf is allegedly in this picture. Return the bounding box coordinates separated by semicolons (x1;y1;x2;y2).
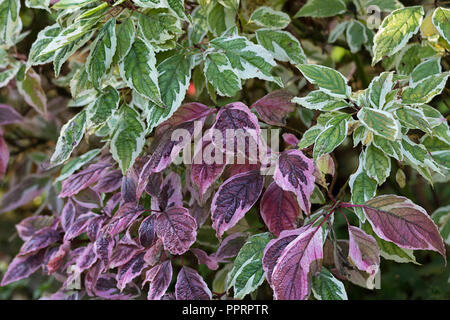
19;227;60;256
250;90;295;126
110;244;143;269
152;172;183;211
175;266;212;300
92;169;122;193
226;163;261;177
190;248;219;270
145;172;163;198
1;249;45;286
59;163;110;198
61;199;77;232
282;133;299;146
348;226;380;275
47;241;70;274
94;232;115;269
211;170;264;239
143;238;164;266
139;215;157;248
271;226;323;300
0;104;23;125
144;260;173;300
260;182;302;237
106;203;145;236
121;168;137;204
362;195;446;257
16;215;56;241
102;192;122;216
72;187;102;209
0;134;9;179
93;273;140;300
86;215;107;242
75;244;98;272
262;228;303;285
63;212;97;241
190;202;210;229
155;207;197;255
274;149;315;214
213;232;248;263
116;251;146;291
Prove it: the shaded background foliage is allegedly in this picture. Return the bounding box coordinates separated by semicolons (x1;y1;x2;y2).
0;0;449;299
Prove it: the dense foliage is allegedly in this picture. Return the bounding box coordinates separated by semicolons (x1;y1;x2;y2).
0;0;449;300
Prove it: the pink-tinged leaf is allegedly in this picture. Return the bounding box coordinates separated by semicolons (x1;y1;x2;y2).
175;266;212;300
161;292;176;300
139;215;157;248
213;232;248;263
110;244;143;269
19;227;60;256
72;187;102;209
260;182;302;237
59;163;110;198
156;102;214;136
0;135;9;179
61;199;77;232
362;195;446;257
191;138;226;196
190;248;219;270
92;169;122;193
116;251;146;291
282;133;299;146
144;238;164;266
155;207;197;255
184;165;213;206
94;232;115;269
86;215;107;242
250;90;295;126
262;228;303;285
274;149;315;214
151;172;183;211
15;215;56;241
121;169;137;204
102;192;122;216
190;202;210;229
348;226;380;275
1;249;45;286
93;274;140;300
75;243;98;271
63;212;97;241
271;226;323;300
47;241;70;274
83;261;101;296
145;172;163;198
0;104;24;125
0;174;50;214
137;161;163;200
211;170;264;239
226;163;261;177
106;203;145;236
144;260;173;300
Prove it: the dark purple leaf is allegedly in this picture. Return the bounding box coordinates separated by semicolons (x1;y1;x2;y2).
94;232;115;269
190;202;210;229
250;90;295;126
190;248;218;270
0;104;24;125
139;215;157;248
59;163;110;198
72;187;102;209
86;215;107;242
92;169;122;193
110;244;143;269
1;249;45;286
106;203;145;236
94;273;140;299
121;168;137;204
144;260;172;300
274;149;315;214
260;182;302;237
213;232;248;263
102;192;122;216
155;207;197;255
75;243;98;271
144;172;163;198
211;170;264;239
61;199;77;232
19;227;60;255
0;134;8;179
175;266;212;300
63;212;97;241
116;251;146;291
16;215;56;241
152;172;183;211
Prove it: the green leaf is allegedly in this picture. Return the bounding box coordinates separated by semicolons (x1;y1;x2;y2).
256;29;306;65
0;0;22;47
249;6;290;29
86;86;120;127
372;6;424;65
207;2;236;36
27;24;61;67
367;71;394;109
372;135;403;161
395;106;432;135
16;65;47;116
431;206;450;245
432;7;450;45
295;0;346;18
52;0;97;10
292;90;348;111
110;105;146;174
401;135;439;172
119;38;162;106
364;144;391;185
55;148;101;183
137;10;181;45
25;0;50;10
313;114;350;160
297;125;322;149
203;51;241;97
0;60;19;87
166;0;190;21
401;72;449;105
86;18;117;90
328;21;349;43
410;57;441;85
189;5;208;45
312;268;348;300
50;110;87;166
227;233;272;299
297;64;351;99
113;19;135;65
395;43;437;75
357;107;401;141
346;20;368;53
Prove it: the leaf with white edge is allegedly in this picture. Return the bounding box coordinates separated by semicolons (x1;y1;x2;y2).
119;38;162;106
292;90;348;111
112;19;135;65
256;29;306;65
431;205;450;246
364;144;391;185
328;21;349;43
297;64;351;99
367;71;394;109
27;23;61;67
203;51;241;97
249;7;290;29
432;7;450;45
311;268;347;300
110;105;146;174
165;0;190;21
55;148;101;183
346;20;368;53
210;35;281;85
207;2;235;37
297;126;322;149
52;0;97;10
0;250;45;286
372;135;403;161
0;61;20;88
313;114;350;160
357;107;401;141
25;0;50;10
175;266;212;300
348;225;380;275
16;66;47;116
189;5;208;45
86;86;120;128
362;195;446;258
395;106;432;135
372;6;424;65
295;0;346;18
145;260;173;300
271;226;323;300
402;72;449;105
401;135;439;172
50;110;86;166
0;0;22;47
227;233;272;299
137;10;181;45
410;57;442;85
274;149;315;214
